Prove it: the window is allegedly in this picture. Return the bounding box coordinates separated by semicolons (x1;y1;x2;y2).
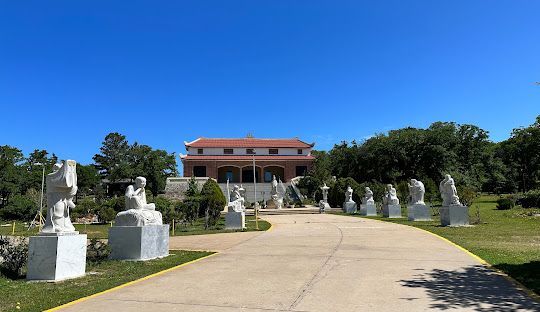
224;149;233;154
246;148;255;154
297;149;303;155
269;149;278;155
197;149;203;154
193;166;207;177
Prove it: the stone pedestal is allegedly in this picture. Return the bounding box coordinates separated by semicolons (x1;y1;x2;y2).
407;204;432;221
319;201;330;213
383;204;402;218
343;202;357;214
27;233;87;281
109;225;169;260
440;206;469;226
360;204;377;216
225;211;246;230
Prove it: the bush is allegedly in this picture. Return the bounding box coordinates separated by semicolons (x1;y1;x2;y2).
72;197;99;219
0;236;28;279
0;194;36;221
86;238;110;262
98;206;116;222
457;186;477;207
200;179;226;229
155;197;180;224
496;198;515;210
517;190;540;208
328;177;362;207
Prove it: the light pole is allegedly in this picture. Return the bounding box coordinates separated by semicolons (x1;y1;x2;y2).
252;152;259;230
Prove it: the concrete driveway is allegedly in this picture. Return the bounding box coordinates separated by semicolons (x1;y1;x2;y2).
61;214;539;311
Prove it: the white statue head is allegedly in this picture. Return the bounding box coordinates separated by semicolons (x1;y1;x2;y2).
365;187;371;192
135;177;147;188
411;179;417;184
445;174;451;180
386;184;393;190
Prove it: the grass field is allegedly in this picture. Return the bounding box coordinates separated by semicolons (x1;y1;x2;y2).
0;250;212;312
346;195;540;295
0;215;270;239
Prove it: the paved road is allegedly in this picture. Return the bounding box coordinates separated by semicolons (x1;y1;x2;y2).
63;214;539;311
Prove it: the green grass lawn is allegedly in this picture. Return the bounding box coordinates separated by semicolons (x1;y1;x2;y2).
0;250;212;312
341;195;540;295
0;215;271;239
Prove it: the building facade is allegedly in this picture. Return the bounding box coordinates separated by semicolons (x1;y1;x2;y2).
181;138;315;183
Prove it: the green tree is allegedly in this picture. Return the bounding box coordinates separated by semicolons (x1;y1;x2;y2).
0;194;35;221
77;164;102;198
183;176;200;224
93;132;132;182
0;146;24;209
200;179;226;229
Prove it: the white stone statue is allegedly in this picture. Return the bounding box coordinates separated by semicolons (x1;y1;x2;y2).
382;184;399;206
439;174;461;206
269;175;285;209
321;183;330;204
228;184;245;212
344;186;354;203
115;177;163;226
42;160;77;233
408;179;426;205
362;187;375;205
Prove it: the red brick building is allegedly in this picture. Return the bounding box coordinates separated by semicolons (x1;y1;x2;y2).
181;138;315;183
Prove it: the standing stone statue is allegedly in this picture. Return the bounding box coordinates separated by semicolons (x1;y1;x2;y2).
42;160;77;233
319;183;330;213
109;176;169;261
408;179;425;205
439;174;461;206
27;160;87;281
115;177;163;226
407;179;431;221
360;187;376;216
439;174;468;226
267;175;285;209
342;186;357;213
382;184;401;218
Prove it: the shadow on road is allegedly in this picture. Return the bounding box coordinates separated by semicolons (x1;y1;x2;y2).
399;265;540;311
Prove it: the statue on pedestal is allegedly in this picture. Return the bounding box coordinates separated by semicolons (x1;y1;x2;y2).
362;187;375;205
228;184;245;212
42;160;78;233
269;175;285;209
115;177;163;226
382;184;399;206
439;174;461;206
319;183;331;212
344;186;354;203
408;179;426;205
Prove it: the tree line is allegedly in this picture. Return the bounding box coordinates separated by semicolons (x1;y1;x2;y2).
298;116;540;206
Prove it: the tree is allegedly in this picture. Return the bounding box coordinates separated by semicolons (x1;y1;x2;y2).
0;146;24;209
77;164;101;198
131;144;177;198
200;179;226;229
93;133;131;182
183;176;200;224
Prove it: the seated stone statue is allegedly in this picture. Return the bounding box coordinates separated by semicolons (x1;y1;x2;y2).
382;184;399;206
362;187;375;205
115;177;163;226
228;185;245;212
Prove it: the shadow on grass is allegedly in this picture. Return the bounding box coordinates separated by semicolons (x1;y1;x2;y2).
400;265;540;311
494;261;540;296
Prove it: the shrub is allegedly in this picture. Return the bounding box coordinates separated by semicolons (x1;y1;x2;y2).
457;186;477;207
200;179;226;229
71;197;99;219
0;236;28;279
328;177;362;207
517;190;540;208
98;206;116;222
496;198;515;210
86;238;110;262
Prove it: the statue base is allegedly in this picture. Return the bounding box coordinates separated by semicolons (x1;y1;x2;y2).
319;201;330;213
383;204;402;218
360;204;377;216
343;201;357;214
407;204;432;221
27;233;87;281
440;206;469;226
225;211;246;230
109;225;169;260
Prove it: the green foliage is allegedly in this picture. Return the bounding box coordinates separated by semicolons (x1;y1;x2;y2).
0;145;24;209
496;198;515;210
71;197;99;219
457;186;477;207
97;206;117;223
0;194;36;221
517;190;540;208
200;179;226;229
86;238;110;263
154;196;180;224
0;236;28;279
328;177;362;207
76;164;101;197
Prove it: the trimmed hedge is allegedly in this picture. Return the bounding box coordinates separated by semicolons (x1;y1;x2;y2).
496;198;515;210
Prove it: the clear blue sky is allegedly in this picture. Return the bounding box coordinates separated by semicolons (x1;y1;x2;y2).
1;1;539;172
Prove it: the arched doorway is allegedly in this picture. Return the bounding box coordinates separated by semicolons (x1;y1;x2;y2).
217;166;240;183
263;166;285;182
242;166;261;183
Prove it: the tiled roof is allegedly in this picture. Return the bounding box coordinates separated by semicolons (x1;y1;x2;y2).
181;155;315;161
184;138;314;148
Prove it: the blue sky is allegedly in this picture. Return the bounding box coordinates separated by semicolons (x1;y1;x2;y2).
1;1;539;172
